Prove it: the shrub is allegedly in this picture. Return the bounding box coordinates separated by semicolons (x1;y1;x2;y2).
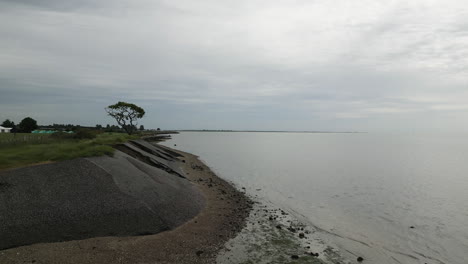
50;132;74;140
73;129;99;140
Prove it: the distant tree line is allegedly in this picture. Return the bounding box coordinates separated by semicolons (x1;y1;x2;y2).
38;123;145;133
1;117;38;133
1;118;146;134
94;124;145;133
41;123;122;132
3;101;149;135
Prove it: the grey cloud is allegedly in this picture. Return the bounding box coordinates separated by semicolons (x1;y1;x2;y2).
1;0;468;131
0;0;117;11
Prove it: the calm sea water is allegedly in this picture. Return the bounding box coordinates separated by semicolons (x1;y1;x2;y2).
162;132;468;264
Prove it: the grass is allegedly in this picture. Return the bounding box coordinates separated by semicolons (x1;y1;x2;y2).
0;133;53;146
0;133;139;170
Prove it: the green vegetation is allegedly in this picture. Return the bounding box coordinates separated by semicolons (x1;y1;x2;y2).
1;119;15;128
1;102;150;169
0;133;139;170
18;117;38;133
0;133;53;146
105;101;145;135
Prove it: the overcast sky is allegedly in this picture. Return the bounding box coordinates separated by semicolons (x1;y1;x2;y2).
1;0;468;132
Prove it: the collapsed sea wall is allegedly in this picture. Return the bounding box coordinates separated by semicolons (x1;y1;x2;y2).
0;140;205;250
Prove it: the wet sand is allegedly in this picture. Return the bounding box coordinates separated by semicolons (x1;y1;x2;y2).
0;145;252;264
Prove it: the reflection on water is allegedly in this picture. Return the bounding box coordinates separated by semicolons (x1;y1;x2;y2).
162;132;468;264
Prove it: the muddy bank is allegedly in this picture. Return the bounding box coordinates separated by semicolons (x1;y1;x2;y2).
0;141;252;263
217;202;346;264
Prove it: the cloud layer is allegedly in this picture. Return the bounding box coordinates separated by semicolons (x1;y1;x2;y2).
1;0;468;131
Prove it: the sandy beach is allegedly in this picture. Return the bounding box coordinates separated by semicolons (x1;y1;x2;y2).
0;143;252;264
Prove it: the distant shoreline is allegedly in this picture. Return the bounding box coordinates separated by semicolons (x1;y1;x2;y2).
176;130;365;133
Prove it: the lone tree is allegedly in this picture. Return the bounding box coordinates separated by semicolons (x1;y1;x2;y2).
18;117;38;133
105;101;145;135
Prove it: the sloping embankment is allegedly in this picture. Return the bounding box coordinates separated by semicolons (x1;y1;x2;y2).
0;140;205;250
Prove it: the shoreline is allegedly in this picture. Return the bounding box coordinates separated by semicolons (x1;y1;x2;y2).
0;143;253;263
